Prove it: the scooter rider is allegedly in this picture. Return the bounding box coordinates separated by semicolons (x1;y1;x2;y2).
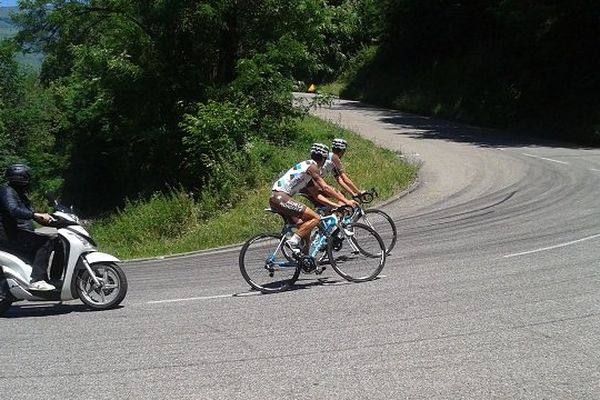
0;164;56;291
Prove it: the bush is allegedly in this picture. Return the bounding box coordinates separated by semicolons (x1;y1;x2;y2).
92;116;418;259
91;189;198;253
181;100;257;184
340;45;378;84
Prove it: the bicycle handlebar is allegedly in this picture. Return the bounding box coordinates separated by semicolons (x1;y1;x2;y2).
333;205;354;218
353;188;379;204
316;204;354;218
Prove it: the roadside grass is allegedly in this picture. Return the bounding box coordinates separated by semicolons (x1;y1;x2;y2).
91;115;418;260
318;82;344;97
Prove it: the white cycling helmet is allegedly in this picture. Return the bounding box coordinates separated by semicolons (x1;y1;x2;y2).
331;138;347;151
310;143;329;160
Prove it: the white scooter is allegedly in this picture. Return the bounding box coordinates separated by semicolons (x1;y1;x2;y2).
0;195;127;316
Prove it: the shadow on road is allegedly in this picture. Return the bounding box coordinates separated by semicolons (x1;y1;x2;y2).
2;303;124;318
330;100;596;150
234;276;378;297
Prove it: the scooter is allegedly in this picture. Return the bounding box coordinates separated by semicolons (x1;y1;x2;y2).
0;195;128;316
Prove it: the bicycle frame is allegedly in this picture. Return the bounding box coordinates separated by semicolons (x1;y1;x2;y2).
264;205;355;269
266;235;298;271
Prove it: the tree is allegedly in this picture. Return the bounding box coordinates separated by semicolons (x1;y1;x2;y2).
13;0;339;212
0;37;61;192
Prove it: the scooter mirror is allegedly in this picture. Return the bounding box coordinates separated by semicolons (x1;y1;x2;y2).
45;192;58;207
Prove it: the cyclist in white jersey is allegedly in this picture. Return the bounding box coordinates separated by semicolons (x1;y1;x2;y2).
270;143;356;255
301;138;364;208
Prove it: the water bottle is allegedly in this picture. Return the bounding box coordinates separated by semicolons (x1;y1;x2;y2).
310;232;327;257
322;215;338;234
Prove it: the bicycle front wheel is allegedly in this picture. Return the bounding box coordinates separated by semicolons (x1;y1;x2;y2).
357;208;397;255
328;223;386;282
239;233;300;293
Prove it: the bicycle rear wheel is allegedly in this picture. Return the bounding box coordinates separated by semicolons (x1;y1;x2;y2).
239;233;300;293
328;223;386;282
357;208;397;255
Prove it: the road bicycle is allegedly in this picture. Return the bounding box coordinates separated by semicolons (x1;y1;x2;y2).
348;189;397;255
239;206;386;293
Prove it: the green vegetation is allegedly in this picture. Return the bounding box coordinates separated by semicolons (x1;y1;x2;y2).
340;1;600;145
3;0;379;215
92;116;417;259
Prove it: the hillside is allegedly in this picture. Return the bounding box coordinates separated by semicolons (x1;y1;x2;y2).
0;6;18;39
0;6;43;69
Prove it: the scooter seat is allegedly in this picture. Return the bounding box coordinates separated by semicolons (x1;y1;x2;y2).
0;249;32;270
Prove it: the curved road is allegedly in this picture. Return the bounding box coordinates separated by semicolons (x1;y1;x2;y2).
2;99;600;399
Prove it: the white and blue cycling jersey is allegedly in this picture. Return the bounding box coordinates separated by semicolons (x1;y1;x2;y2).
319;152;343;178
272;160;317;195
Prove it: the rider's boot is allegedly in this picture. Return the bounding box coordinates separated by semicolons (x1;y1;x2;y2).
30;280;55;291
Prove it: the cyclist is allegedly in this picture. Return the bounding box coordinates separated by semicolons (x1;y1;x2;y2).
270;143;356;256
301;138;364;208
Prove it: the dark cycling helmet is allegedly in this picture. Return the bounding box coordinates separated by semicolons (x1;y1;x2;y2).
310;143;329;160
332;138;347;151
5;164;32;187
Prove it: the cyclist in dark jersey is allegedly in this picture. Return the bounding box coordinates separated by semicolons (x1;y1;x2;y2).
270;143;356;255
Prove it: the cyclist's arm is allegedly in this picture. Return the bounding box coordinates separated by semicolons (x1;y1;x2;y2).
307;165;355;207
301;186;341;208
330;154;362;197
336;172;362;197
316;190;345;208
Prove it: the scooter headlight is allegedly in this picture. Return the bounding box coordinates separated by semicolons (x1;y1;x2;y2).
67;231;94;249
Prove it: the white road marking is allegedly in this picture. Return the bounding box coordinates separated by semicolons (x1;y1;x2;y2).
590;168;600;173
504;233;600;258
522;153;569;165
148;294;233;304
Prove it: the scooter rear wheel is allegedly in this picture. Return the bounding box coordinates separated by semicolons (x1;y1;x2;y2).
0;295;13;316
77;262;128;310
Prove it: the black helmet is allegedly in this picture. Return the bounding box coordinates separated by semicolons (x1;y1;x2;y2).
5;164;32;187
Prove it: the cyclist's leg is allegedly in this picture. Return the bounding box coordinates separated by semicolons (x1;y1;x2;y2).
270;192;320;254
296;208;320;244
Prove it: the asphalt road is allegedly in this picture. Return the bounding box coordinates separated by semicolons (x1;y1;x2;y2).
2;98;600;399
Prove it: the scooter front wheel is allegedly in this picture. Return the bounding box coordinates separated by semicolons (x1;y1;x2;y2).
77;262;128;310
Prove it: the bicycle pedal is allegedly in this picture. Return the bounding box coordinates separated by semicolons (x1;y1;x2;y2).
342;228;354;237
315;266;327;275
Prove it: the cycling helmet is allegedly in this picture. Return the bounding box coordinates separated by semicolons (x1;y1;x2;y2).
331;138;347;151
5;164;32;187
310;143;329;160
